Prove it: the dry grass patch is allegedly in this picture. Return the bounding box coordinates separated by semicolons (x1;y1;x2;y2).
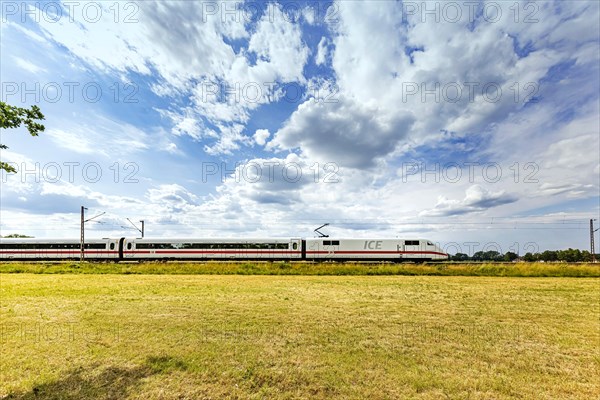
1;275;598;399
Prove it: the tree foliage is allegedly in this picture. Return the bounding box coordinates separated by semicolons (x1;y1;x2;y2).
451;248;595;262
0;101;45;173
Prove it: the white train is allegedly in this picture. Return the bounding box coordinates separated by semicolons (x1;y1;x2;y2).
0;237;448;262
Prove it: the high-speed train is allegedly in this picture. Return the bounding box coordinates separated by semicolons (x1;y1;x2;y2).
0;237;448;262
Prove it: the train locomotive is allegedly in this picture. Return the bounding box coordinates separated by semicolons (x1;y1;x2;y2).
0;237;448;262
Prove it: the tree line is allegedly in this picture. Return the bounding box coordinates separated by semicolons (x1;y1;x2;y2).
450;249;597;262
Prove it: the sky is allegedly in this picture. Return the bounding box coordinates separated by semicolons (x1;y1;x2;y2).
0;0;599;255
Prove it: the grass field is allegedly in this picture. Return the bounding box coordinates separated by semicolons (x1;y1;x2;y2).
1;274;598;399
1;261;599;277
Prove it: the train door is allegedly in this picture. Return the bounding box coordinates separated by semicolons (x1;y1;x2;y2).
404;240;420;260
397;241;405;261
118;238;125;260
119;238;134;259
108;240;117;260
290;238;302;259
307;240;319;260
125;240;134;258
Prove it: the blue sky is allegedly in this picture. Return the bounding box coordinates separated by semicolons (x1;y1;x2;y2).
1;0;599;255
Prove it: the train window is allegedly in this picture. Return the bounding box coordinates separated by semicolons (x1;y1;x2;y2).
323;240;331;246
405;240;420;246
127;242;292;250
292;243;298;250
427;241;433;246
84;243;106;249
127;243;132;250
110;243;115;250
332;240;340;246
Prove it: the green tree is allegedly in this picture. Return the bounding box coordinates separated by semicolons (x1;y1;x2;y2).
0;101;45;173
503;251;519;262
472;250;502;261
581;250;593;262
557;248;581;262
451;253;470;261
540;250;558;262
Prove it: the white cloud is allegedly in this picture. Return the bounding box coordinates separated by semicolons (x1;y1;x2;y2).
269;97;414;168
45;129;98;155
315;37;328;65
164;143;180;155
203;123;249;156
45;116;150;157
33;2;309;155
146;184;199;210
244;6;309;84
419;185;518;217
13;56;45;74
253;129;270;146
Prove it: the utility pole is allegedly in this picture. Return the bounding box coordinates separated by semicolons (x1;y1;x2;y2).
591;219;599;262
80;207;106;262
80;206;86;262
127;218;145;238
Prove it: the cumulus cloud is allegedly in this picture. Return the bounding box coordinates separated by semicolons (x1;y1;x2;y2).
33;2;310;156
269;98;415;168
253;129;270;146
146;184;200;212
419;185;518;217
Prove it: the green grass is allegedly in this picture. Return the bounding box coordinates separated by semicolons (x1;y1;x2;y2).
0;261;599;277
1;274;598;399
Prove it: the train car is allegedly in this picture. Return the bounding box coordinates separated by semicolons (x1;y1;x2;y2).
122;238;303;260
0;238;120;260
305;238;448;261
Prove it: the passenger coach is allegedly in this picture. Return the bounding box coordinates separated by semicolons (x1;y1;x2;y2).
305;238;447;261
0;238;119;260
120;238;303;260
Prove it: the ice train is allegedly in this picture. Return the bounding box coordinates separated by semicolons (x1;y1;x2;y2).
0;237;448;262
